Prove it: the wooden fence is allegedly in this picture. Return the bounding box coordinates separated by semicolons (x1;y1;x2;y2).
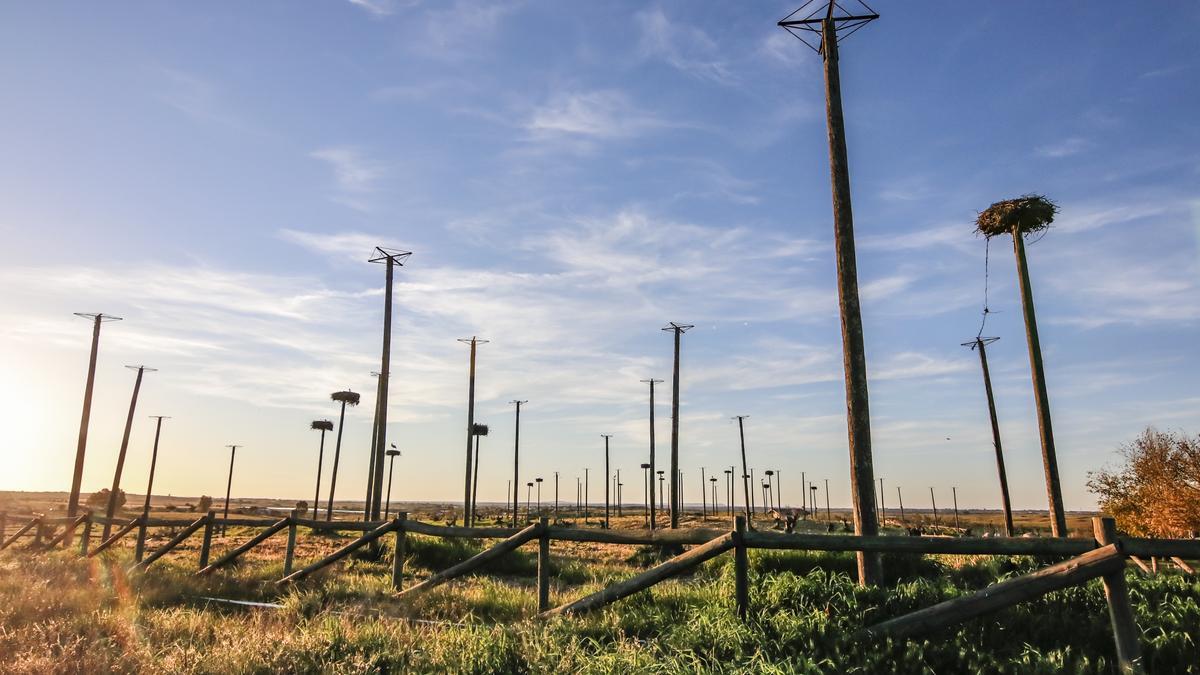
4;509;1199;674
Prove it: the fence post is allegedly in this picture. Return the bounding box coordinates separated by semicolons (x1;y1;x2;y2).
1092;517;1144;674
134;519;148;563
79;512;93;556
34;518;45;546
198;510;215;570
283;520;298;577
0;512;6;542
537;516;550;612
391;512;407;591
734;515;748;620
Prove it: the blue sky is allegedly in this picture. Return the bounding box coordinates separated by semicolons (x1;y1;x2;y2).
1;1;1197;515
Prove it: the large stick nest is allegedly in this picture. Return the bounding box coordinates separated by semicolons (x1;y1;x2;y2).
311;420;334;431
975;194;1059;238
331;390;361;405
471;423;489;436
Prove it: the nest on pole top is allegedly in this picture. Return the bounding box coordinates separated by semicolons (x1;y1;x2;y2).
311;420;334;431
975;194;1059;238
331;390;361;406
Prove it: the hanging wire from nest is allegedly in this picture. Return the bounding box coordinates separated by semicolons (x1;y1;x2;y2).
972;194;1059;337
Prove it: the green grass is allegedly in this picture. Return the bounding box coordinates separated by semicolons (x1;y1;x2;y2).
1;543;1198;673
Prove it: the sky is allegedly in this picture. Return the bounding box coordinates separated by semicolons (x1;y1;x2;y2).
1;1;1197;515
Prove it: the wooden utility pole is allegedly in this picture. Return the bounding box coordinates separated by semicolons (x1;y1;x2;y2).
952;486;961;529
140;415;169;518
779;0;882;585
68;313;121;524
102;365;153;539
1013;228;1067;537
369;248;409;521
222;444;241;536
734;416;752;524
511;400;526;527
661;323;692;528
640;378;663;530
965;337;1015;536
326;390;358;522
601;434;613;529
897;486;905;523
310;420;333;519
458;335;486;526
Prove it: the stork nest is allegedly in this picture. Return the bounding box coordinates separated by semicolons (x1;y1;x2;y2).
471;423;489;436
311;420;334;431
331;390;361;405
975;194;1059;238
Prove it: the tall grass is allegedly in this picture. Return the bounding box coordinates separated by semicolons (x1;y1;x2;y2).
1;543;1198;673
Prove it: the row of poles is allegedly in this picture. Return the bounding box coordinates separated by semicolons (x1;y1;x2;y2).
61;6;1070;591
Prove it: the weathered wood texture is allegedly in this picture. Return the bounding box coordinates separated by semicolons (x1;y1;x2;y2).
42;513;91;550
132;516;209;570
0;517;41;551
1094;518;1144;674
391;513;407;591
87;517;142;557
279;519;398;584
199;517;291;575
283;522;298;577
537;517;551;612
735;516;749;620
543;532;735;618
865;544;1125;639
396;523;541;599
743;531;1096;556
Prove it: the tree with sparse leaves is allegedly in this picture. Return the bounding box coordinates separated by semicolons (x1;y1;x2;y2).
1087;428;1200;537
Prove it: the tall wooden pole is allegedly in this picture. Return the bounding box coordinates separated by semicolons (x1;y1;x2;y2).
384;452;397;518
642;379;661;530
930;487;939;526
1012;227;1067;537
69;313;118;522
663;324;691;528
736;416;752;523
313;428;326;520
370;258;395;521
102;366;148;539
140;416;168;518
820;15;880;585
222;445;239;536
974;338;1015;536
511;400;525;527
329;398;349;521
952;486;961;529
472;432;482;523
602;435;612;529
461;337;480;526
364;374;383;521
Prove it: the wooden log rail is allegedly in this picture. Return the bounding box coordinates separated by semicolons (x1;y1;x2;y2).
0;517;41;551
864;543;1126;639
279;518;399;584
131;516;209;571
87;517;142;558
198;517;291;575
541;531;735;617
395;522;542;599
41;513;91;549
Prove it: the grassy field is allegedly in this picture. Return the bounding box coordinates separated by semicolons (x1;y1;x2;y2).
2;495;1198;673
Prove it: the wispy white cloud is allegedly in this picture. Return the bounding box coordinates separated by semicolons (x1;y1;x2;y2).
347;0;400;17
154;67;247;130
1035;136;1090;158
309;146;386;211
418;0;523;60
635;8;735;85
523;90;685;152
